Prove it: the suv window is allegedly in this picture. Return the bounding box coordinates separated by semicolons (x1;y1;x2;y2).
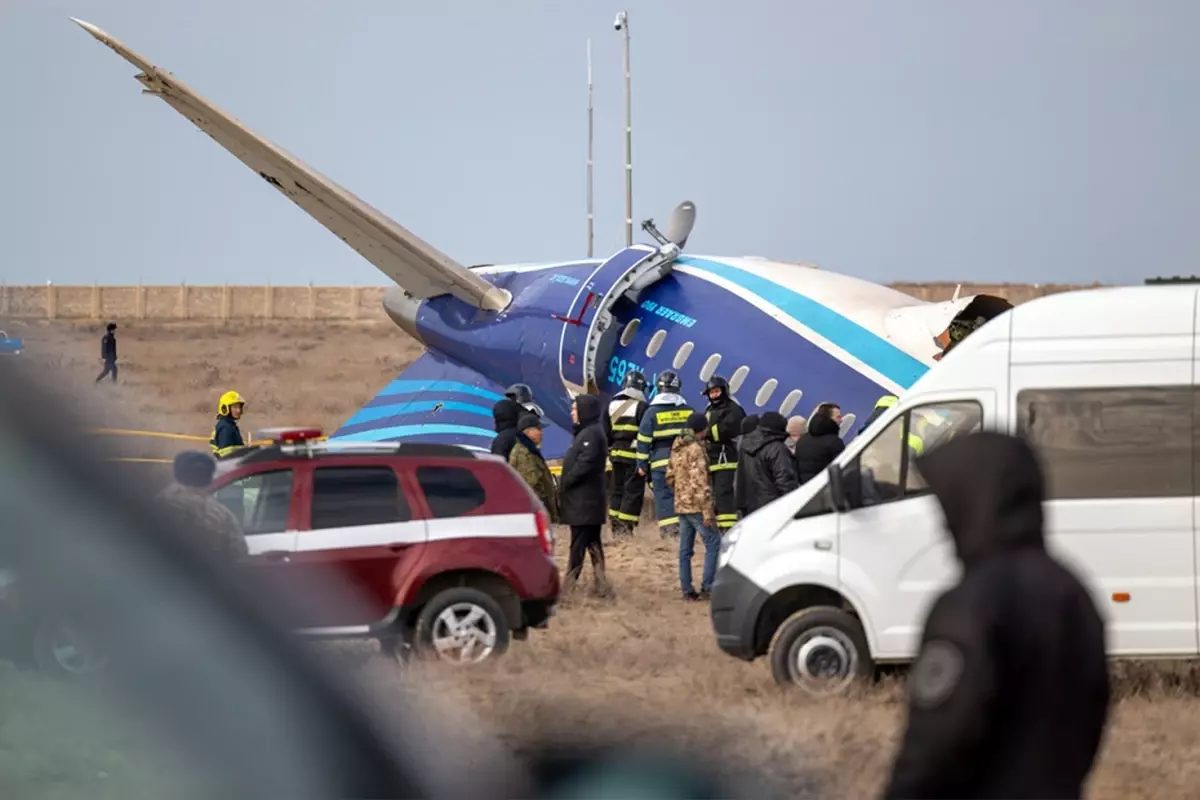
859;400;983;508
416;466;486;518
1017;386;1192;500
311;467;409;529
214;469;293;535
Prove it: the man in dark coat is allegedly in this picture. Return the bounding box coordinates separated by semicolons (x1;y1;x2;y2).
95;322;118;384
489;397;523;460
557;394;611;596
793;402;845;485
733;415;759;519
738;412;799;515
884;432;1110;800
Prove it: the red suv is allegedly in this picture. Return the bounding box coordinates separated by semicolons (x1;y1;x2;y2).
211;428;559;665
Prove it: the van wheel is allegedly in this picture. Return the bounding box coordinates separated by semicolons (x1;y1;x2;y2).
769;606;872;695
415;588;510;665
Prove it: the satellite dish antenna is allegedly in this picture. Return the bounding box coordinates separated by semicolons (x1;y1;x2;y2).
642;200;696;251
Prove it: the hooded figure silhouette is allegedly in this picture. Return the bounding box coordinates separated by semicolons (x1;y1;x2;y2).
884;432;1110;800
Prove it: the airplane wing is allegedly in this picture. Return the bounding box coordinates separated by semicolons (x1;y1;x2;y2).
330;350;574;462
70;18;511;313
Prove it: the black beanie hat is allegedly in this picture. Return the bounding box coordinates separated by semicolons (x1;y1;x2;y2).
687;411;708;433
741;415;760;435
760;411;787;433
518;412;545;431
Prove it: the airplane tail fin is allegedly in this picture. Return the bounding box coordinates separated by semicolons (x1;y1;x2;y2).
331;351;574;462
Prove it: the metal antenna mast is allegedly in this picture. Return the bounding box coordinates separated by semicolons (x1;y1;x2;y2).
586;39;594;258
615;11;632;247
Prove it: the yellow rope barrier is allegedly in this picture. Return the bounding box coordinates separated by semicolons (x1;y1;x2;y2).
88;428;208;443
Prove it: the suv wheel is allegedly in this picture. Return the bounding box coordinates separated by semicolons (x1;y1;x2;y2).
415;588;510;665
768;606;872;695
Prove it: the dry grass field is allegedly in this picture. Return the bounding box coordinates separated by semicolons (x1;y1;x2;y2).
6;316;1200;797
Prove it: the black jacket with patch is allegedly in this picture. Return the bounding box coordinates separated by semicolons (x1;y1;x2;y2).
557;394;609;526
884;432;1110;800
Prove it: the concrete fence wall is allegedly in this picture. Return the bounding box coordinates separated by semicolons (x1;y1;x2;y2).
0;281;1098;321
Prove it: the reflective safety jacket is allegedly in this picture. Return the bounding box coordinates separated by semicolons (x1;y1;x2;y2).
210;415;245;458
705;396;746;474
607;390;648;464
636;393;695;471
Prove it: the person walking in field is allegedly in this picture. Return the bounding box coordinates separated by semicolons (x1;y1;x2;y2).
666;412;721;601
509;412;559;523
94;322;118;384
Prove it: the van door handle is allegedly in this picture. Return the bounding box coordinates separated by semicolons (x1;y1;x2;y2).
814;540;832;551
263;551;291;562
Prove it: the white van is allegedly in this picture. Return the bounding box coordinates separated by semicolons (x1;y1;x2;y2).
710;284;1199;694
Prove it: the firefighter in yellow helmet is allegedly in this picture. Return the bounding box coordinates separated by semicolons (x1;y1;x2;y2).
210;390;246;458
858;394;899;435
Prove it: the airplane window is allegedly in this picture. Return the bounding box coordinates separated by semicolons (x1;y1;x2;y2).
672;342;694;369
699;354;721;382
729;366;750;394
619;318;640;347
754;379;778;408
779;389;804;416
646;329;668;358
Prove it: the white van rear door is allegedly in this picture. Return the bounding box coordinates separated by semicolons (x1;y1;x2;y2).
837;392;993;661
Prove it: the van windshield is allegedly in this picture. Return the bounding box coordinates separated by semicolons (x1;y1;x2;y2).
860;401;983;504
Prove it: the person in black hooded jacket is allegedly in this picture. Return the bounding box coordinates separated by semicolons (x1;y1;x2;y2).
489;398;523;460
884;432;1109;800
557;394;612;596
733;415;759;519
737;412;798;515
793;402;845;485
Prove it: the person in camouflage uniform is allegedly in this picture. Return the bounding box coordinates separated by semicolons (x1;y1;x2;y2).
666;412;720;601
157;450;248;562
508;413;559;523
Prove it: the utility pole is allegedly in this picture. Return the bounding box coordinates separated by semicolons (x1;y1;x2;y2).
586;39;595;258
615;11;632;247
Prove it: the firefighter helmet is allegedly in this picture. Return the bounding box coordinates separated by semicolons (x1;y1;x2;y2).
656;370;682;394
218;390;245;416
704;375;730;398
622;370;647;393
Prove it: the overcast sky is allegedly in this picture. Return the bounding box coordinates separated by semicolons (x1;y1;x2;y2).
1;0;1196;286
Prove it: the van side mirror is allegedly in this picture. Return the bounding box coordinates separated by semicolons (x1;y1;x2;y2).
826;464;851;513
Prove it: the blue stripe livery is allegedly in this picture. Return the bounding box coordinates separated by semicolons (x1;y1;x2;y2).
331;253;936;462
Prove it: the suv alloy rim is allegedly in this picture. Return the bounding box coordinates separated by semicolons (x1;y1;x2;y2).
431;602;498;663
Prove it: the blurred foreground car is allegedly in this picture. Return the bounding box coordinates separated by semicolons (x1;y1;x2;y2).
0;357;763;798
212;427;560;664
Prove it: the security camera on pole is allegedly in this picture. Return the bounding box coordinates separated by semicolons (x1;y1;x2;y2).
614;10;632;247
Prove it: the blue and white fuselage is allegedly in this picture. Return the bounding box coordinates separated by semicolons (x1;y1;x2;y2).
335;250;987;459
73;18;1010;461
